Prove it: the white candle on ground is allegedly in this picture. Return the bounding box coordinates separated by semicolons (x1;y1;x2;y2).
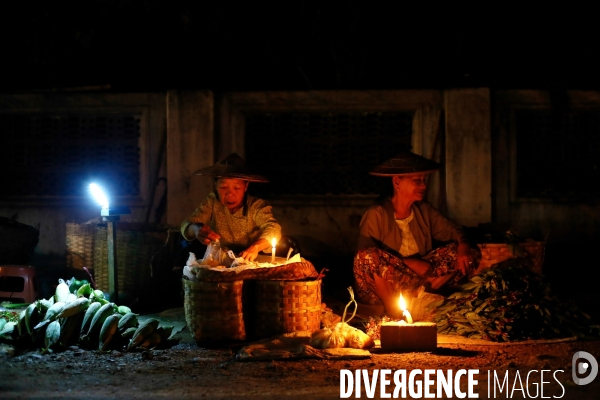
271;237;277;264
380;292;436;351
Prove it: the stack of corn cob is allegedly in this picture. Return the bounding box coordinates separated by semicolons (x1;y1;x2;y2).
0;278;174;353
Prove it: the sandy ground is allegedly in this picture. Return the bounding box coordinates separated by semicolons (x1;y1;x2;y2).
2;303;600;400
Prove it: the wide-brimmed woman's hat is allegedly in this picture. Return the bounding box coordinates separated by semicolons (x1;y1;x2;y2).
193;153;269;183
369;151;441;176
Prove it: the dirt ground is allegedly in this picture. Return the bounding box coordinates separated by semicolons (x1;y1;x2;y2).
2;297;600;400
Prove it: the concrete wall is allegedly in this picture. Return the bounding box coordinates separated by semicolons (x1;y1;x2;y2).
445;89;492;227
217;90;447;261
166;90;214;227
492;90;600;291
493;90;600;242
4;88;599;292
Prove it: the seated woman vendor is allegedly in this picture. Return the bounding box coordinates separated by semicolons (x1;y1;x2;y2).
181;153;282;262
354;151;475;316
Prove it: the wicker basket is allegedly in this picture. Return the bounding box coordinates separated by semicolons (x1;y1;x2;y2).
65;223;97;270
93;223;168;298
253;279;322;339
476;242;545;275
183;278;246;344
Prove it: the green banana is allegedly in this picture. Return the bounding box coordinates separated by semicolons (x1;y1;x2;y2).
56;297;90;319
65;293;78;304
120;326;137;339
117;305;132;315
117;312;138;333
24;302;40;338
44;320;61;352
37;299;52;314
17;309;27;338
33;319;51;346
91;289;106;302
127;318;159;351
80;302;102;336
76;283;92;297
155;325;175;342
0;321;16;338
98;314;121;351
43;302;66;322
59;312;84;347
140;332;162;350
54;279;70;303
86;302;115;340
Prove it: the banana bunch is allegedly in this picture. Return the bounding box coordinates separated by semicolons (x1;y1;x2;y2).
4;278;175;354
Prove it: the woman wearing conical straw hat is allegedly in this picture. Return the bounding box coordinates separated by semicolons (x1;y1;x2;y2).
354;151;476;317
181;153;281;262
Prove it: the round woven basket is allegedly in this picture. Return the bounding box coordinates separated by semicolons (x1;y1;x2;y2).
183;278;246;345
475;242;545;275
253;279;322;339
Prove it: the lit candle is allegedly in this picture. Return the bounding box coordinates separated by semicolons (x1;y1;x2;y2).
379;292;437;352
399;293;413;324
271;237;277;264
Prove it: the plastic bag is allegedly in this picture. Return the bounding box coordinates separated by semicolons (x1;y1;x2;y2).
200;240;224;267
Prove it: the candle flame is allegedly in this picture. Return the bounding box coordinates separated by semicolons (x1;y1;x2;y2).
271;237;277;248
398;293;407;311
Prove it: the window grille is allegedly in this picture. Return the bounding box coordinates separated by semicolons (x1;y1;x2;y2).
0;114;141;197
515;109;600;198
245;111;413;196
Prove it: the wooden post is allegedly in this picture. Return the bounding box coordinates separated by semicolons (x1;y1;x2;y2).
104;216;120;303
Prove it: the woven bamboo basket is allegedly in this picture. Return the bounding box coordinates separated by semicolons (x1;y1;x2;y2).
183;279;245;344
253;279;322;339
93;223;168;298
475;241;545;275
65;223;97;270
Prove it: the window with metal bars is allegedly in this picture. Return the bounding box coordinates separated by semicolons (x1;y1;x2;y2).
0;114;141;198
515;109;600;198
244;111;413;196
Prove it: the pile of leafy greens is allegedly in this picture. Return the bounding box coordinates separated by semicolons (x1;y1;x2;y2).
434;259;592;342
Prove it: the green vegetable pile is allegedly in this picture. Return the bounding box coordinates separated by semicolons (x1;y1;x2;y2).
0;278;173;353
434;259;593;342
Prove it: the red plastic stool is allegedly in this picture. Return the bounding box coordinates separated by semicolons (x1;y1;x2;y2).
0;265;39;304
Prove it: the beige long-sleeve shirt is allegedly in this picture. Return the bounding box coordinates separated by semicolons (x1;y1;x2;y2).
357;198;467;257
181;193;281;253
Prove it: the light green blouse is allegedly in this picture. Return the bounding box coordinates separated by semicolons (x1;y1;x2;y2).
181;193;282;253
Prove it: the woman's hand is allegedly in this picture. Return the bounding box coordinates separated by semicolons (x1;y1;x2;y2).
403;257;432;278
457;242;474;275
238;238;272;262
239;245;260;262
194;224;220;245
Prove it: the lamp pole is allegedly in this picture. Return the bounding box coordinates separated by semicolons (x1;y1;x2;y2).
90;183;130;304
103;214;120;303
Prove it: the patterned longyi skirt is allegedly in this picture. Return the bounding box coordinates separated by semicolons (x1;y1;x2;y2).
353;243;465;305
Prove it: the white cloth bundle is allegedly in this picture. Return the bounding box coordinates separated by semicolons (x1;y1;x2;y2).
309;287;375;350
